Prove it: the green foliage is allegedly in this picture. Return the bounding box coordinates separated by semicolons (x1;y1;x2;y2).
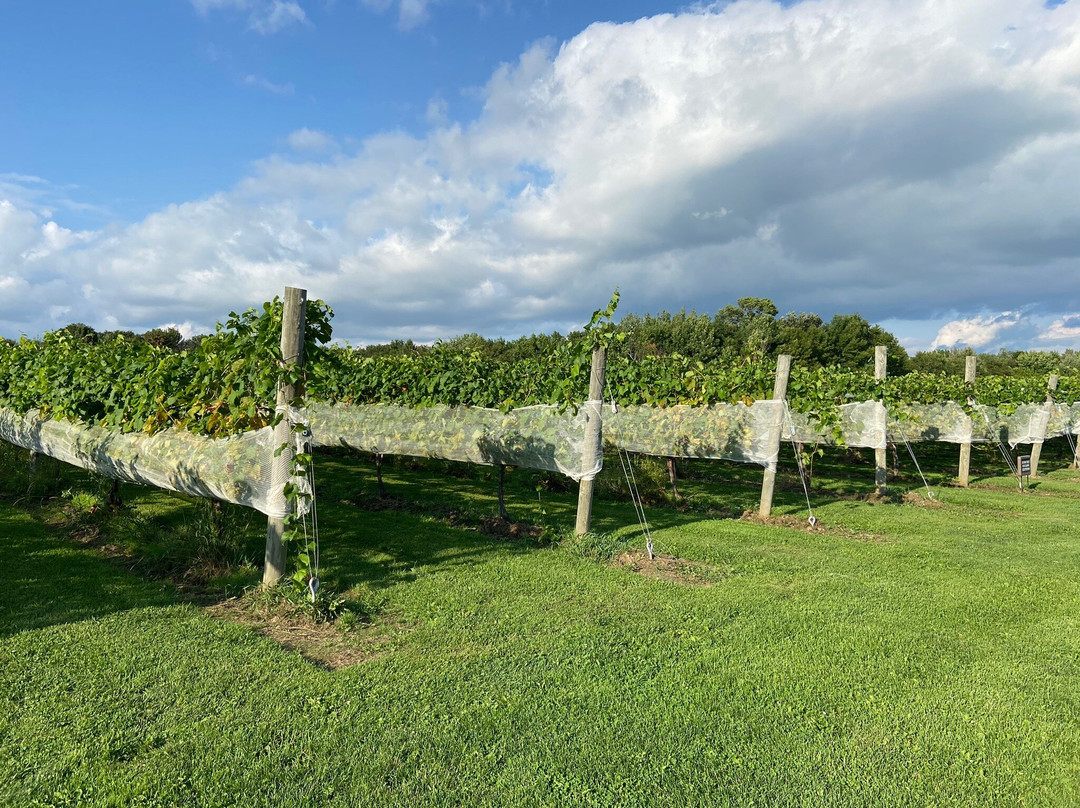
281;430;317;591
0;296;334;437
556;530;633;561
190;499;253;569
910;347;1080;377
1;292;1077;454
348;296;914;372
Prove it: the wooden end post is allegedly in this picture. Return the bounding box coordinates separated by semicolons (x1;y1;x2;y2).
958;355;976;487
1029;374;1058;478
874;346;887;496
263;286;307;586
575;347;607;536
759;354;792;518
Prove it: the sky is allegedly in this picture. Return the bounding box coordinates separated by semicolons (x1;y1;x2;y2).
1;0;1079;353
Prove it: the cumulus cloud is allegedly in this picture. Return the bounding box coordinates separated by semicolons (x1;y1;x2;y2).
931;312;1024;349
5;0;1080;344
1042;315;1080;341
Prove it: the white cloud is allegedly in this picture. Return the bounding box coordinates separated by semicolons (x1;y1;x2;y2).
5;0;1080;344
425;97;449;126
0;174;110;221
243;74;295;95
189;0;308;34
692;208;731;221
1042;315;1080;341
286;128;337;152
360;0;435;30
249;1;307;33
20;221;95;262
931;312;1023;349
157;321;207;339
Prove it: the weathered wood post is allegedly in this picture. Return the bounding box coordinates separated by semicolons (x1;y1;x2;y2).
497;464;510;521
575;347;607;536
759;354;792;518
874;346;887;496
958;356;976;487
263;286;307;586
1074;420;1080;470
1029;374;1058;478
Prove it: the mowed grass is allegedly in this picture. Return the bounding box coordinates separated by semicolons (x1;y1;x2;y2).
2;440;1080;807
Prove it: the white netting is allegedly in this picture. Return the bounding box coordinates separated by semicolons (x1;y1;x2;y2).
6;394;1077;513
888;403;974;443
1047;403;1080;439
602;401;787;467
999;404;1053;447
884;403;1057;447
788;401;888;449
0;407;288;517
304;400;604;481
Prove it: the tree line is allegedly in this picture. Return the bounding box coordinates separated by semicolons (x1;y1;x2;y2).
32;298;1080;377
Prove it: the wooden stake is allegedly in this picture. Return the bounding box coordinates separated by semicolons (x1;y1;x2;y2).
958;356;976;487
575;347;607;536
1029;374;1058;478
497;464;509;521
374;453;387;499
874;346;887;496
759;354;792;518
263;286;307;586
666;457;681;500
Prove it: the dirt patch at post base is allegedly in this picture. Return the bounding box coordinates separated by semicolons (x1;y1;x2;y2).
613;549;722;587
206;597;397;670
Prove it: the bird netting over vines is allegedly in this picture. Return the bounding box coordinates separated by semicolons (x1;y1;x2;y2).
0;407;291;517
4;294;1080;513
304;401;605;481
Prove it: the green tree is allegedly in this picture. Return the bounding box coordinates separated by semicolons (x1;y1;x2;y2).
139;327;183;351
819;314;909;373
774;312;825;366
715;297;779;359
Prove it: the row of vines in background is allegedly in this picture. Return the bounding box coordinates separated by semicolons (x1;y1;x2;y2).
1;296;1078;439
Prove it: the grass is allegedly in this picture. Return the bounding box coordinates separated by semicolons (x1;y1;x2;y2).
1;440;1080;806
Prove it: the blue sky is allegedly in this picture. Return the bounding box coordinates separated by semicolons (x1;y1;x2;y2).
3;0;683;225
2;0;1080;352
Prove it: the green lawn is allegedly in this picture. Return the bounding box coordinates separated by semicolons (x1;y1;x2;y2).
2;441;1080;806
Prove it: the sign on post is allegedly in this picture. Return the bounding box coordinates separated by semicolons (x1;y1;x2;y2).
1018;454;1031;490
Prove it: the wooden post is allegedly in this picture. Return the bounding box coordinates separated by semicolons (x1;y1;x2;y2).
759;354;792;518
874;346;887;496
374;453;387;499
958;356;976;487
263;286;307;586
1074;420;1080;470
666;457;681;500
575;347;607;536
497;464;510;521
1029;374;1058;478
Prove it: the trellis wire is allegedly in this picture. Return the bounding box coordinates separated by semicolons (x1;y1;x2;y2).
789;441;817;527
617;445;654;560
891;425;934;499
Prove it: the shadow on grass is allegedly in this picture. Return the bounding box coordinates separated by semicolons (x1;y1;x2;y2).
4;434;1073;642
312;499;542;595
0;504;178;638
